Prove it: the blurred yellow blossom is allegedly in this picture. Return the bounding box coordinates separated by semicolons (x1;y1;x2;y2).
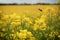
33;24;39;31
10;13;16;18
0;10;2;13
11;30;15;33
16;29;34;39
35;15;47;25
0;20;3;24
2;15;10;20
10;22;18;29
39;23;47;31
9;13;21;20
10;19;21;29
27;31;33;37
30;37;36;40
58;35;60;38
49;32;55;37
2;28;6;32
39;15;47;23
17;29;27;39
0;33;5;37
20;29;27;33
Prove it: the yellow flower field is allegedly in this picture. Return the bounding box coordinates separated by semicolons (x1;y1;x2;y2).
0;5;60;40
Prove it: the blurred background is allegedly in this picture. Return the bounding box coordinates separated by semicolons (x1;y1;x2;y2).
0;0;59;4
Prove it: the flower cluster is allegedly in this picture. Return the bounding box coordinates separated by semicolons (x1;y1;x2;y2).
0;9;60;40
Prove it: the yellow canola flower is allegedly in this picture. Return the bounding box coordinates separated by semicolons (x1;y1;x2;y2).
22;15;33;24
35;18;39;24
16;29;33;39
24;17;32;23
22;15;26;18
20;29;27;33
0;33;4;37
22;16;33;28
19;33;27;39
9;33;17;39
14;19;21;21
25;21;32;28
10;22;20;29
10;34;14;37
10;13;21;19
33;24;39;31
35;15;47;24
49;33;53;37
1;15;11;24
39;15;47;22
49;32;55;37
0;32;6;37
23;15;32;23
29;37;36;40
0;20;3;24
10;19;21;28
13;34;17;39
10;13;16;18
58;35;60;38
39;23;47;31
17;29;27;39
2;28;6;32
27;31;33;37
2;15;10;20
9;34;15;39
39;26;46;31
11;30;15;33
15;15;21;19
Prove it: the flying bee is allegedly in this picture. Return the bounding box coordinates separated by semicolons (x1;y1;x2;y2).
38;8;42;12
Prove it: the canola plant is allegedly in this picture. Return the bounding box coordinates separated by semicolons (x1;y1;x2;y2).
0;6;60;40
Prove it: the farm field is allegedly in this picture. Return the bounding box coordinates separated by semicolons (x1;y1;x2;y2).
0;5;60;40
0;5;59;16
